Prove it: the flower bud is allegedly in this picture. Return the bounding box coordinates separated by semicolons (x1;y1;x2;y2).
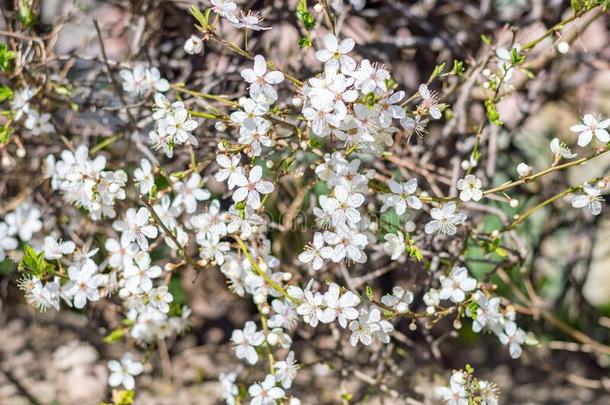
184;35;203;55
509;199;519;208
214;121;227;132
557;42;570;54
516;162;531;177
460;160;471;170
291;96;303;108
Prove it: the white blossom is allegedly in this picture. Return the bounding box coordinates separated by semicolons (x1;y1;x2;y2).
457;175;483;202
424;202;467;236
570;114;610;147
107;353;144;390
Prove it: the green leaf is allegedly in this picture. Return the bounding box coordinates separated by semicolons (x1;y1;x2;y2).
297;37;312;48
429;63;446;81
480;34;492;45
484;100;503;126
365;285;373;300
0;85;13;102
18;0;36;28
0;124;13;144
18;244;56;278
103;328;126;343
450;59;466;76
571;0;582;12
110;390;135;405
296;0;315;30
0;44;16;72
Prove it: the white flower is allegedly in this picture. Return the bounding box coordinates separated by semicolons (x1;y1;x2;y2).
319;283;361;328
383;232;405;260
400;115;428;137
62;261;103;309
123;251;162;293
233;11;271;31
298;232;333;270
173;173;211;214
105;237;138;270
165;108;198;145
381;286;413;314
376;90;406;127
184;35;203;55
241;55;284;101
323;224;368;264
43;236;75;260
470;294;503;334
24;109;53;136
516;162;531;177
349;306;381;346
330;185;365;226
211;0;238;23
439;266;477;303
148;286;173;313
0;222;18;261
550;138;576;159
418;84;442;119
268;299;298;330
498;321;526;358
352;59;390;94
303;104;342;137
215;154;244;190
119;65;148;97
570;114;610;147
571;184;603;216
197;235;231;265
436;371;468;405
232;321;265;365
248;374;285;405
20;276;60;312
11;86;36;120
424;202;467;236
107;353;144;390
315;33;356;74
219;372;239;405
238;118;273;156
232;165;275;209
290;281;324;327
381;178;422;215
274;351;298;389
133;159;155;195
113;207;158;251
4;203;42;241
457;174;483;202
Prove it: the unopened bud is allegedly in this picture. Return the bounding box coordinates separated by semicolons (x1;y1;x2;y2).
557;42;570;54
215;121;227;132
